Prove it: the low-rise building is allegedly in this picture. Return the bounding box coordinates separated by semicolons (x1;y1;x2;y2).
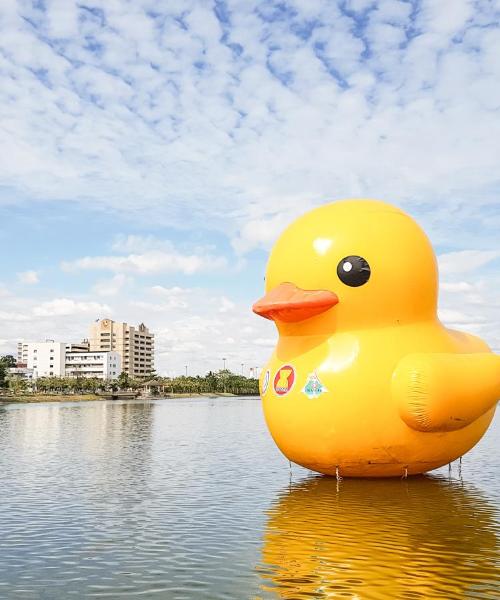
65;351;121;380
8;367;35;380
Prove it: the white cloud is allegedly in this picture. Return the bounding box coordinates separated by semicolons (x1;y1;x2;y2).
111;235;170;253
440;281;475;293
232;214;292;254
438;258;500;352
253;337;277;347
0;0;499;255
418;0;473;36
61;249;227;275
0;291;113;355
92;274;131;297
0;310;31;322
44;0;79;38
33;298;111;317
130;298;188;312
438;308;486;326
438;251;500;275
151;285;186;296
219;296;235;313
17;270;39;284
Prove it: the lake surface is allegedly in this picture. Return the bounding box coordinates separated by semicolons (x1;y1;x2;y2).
0;398;498;599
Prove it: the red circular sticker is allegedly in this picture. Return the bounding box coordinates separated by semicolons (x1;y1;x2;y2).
273;365;295;396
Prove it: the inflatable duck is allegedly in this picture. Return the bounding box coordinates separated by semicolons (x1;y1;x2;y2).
253;199;500;477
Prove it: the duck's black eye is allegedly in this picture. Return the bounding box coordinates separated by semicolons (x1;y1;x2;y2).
337;256;371;287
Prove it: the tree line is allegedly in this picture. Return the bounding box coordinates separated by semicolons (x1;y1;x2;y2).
0;356;259;396
144;370;259;396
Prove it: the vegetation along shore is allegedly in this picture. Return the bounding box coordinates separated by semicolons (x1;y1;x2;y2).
0;357;259;403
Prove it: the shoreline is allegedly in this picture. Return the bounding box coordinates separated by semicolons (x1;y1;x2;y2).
0;392;259;404
0;394;101;404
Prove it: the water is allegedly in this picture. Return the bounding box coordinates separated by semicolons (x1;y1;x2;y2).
0;398;498;599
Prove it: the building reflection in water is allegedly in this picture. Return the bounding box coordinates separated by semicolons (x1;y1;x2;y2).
258;475;499;599
0;400;156;510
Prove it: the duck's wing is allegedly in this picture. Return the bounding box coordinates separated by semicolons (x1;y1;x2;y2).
392;353;500;432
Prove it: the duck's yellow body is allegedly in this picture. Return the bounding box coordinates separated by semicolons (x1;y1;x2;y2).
253;200;500;477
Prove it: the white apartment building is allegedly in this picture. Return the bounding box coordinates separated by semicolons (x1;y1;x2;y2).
17;340;89;366
17;341;66;378
65;351;121;380
17;342;121;380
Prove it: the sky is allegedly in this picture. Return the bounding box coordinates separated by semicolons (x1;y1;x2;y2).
0;0;499;375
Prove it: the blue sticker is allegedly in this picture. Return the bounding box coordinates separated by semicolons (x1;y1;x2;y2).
302;371;328;399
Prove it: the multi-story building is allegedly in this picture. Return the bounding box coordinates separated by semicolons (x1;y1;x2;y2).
17;340;89;367
88;319;154;378
17;341;66;378
17;341;120;380
65;351;121;380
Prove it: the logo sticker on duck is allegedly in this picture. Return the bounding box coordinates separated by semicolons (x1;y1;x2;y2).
273;365;295;396
302;371;328;400
261;370;270;395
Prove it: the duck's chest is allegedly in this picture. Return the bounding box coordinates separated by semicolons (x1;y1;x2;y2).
260;332;402;404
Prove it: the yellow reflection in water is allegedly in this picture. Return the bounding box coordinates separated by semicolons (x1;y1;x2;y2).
258;476;499;599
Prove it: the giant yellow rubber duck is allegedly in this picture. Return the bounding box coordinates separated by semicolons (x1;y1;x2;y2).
253;199;500;477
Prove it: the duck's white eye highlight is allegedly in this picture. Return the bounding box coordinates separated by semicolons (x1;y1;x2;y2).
343;262;353;272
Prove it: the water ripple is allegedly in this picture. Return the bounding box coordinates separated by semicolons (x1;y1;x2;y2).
258;476;499;599
0;399;498;599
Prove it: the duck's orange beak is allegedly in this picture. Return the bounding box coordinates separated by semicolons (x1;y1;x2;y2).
252;282;339;323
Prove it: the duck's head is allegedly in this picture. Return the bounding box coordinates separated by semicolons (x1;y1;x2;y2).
253;199;438;335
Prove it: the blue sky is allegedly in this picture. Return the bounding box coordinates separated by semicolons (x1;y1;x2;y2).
1;0;500;374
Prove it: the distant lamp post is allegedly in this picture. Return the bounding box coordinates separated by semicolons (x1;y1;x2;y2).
241;363;244;375
222;357;226;371
185;365;188;377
